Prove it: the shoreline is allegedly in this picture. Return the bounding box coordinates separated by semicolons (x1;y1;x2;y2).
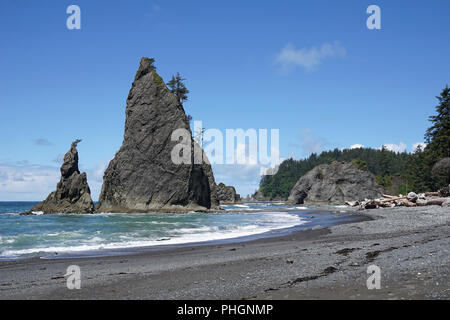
0;206;448;299
1;208;365;261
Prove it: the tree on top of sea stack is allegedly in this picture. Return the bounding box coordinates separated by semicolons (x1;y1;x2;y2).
167;72;190;104
97;57;218;213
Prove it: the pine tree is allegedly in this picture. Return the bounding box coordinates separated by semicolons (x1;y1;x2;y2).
407;145;430;192
167;72;190;104
425;85;450;159
379;145;391;176
423;86;450;189
147;58;156;71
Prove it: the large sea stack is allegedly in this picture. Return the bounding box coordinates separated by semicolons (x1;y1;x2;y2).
31;140;95;214
288;161;383;205
97;58;218;213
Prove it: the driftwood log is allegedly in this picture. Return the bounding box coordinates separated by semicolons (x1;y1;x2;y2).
424;197;447;206
425;192;439;197
381;196;407;203
351;191;450;210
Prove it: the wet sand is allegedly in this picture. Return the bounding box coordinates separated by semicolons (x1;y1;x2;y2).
0;206;448;300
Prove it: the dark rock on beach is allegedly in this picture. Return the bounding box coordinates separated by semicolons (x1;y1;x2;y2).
29;140;95;214
288;161;383;205
216;183;241;204
97;57;218;213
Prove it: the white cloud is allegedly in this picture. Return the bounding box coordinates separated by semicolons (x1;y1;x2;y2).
349;144;364;149
0;160;110;201
0;163;60;201
259;164;280;176
211;140;282;197
84;160;109;200
275;41;346;72
234;142;258;165
412;142;427;152
212;163;260;197
381;142;407;153
298;128;328;155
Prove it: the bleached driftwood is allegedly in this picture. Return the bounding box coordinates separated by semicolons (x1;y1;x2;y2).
425;192;439;197
352;191;449;210
381;196;407;203
424;197;447;206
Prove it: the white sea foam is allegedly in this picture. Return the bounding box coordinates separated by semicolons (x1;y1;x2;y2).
0;212;306;258
296;206;308;210
221;204;259;211
1;212;20;216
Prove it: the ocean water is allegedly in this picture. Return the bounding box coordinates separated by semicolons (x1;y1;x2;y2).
0;202;348;260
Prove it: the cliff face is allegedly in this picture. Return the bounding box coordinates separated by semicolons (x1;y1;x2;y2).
216;183;241;204
288;161;383;205
97;58;218;212
31;140;95;214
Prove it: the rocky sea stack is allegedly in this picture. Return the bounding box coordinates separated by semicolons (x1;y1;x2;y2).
216;183;241;204
30;140;95;214
288;161;383;205
97;58;218;213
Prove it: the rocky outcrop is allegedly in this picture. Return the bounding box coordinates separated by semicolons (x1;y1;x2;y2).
287;161;383;205
30;140;95;214
97;57;218;213
438;185;450;197
216;183;241;204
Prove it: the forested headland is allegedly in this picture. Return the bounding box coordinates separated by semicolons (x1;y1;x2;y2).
258;86;450;200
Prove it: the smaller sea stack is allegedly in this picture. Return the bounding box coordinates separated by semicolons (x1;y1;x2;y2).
30;140;95;214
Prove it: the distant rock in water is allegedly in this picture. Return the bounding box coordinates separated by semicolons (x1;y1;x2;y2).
97;57;218;213
216;183;241;204
287;161;383;205
30;140;95;214
252;190;269;202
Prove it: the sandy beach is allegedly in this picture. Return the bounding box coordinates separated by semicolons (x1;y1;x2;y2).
0;206;448;300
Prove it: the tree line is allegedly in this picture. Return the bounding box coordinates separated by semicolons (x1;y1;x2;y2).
258;86;450;200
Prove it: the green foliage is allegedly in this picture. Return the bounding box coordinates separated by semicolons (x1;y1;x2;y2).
431;158;450;186
260;148;413;200
147;58;156;71
352;159;367;170
425;85;450;160
423;85;450;190
167;72;190;104
259;86;450;199
404;146;425;192
376;175;392;190
152;70;165;88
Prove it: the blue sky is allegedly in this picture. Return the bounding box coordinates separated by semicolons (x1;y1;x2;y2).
0;0;449;200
